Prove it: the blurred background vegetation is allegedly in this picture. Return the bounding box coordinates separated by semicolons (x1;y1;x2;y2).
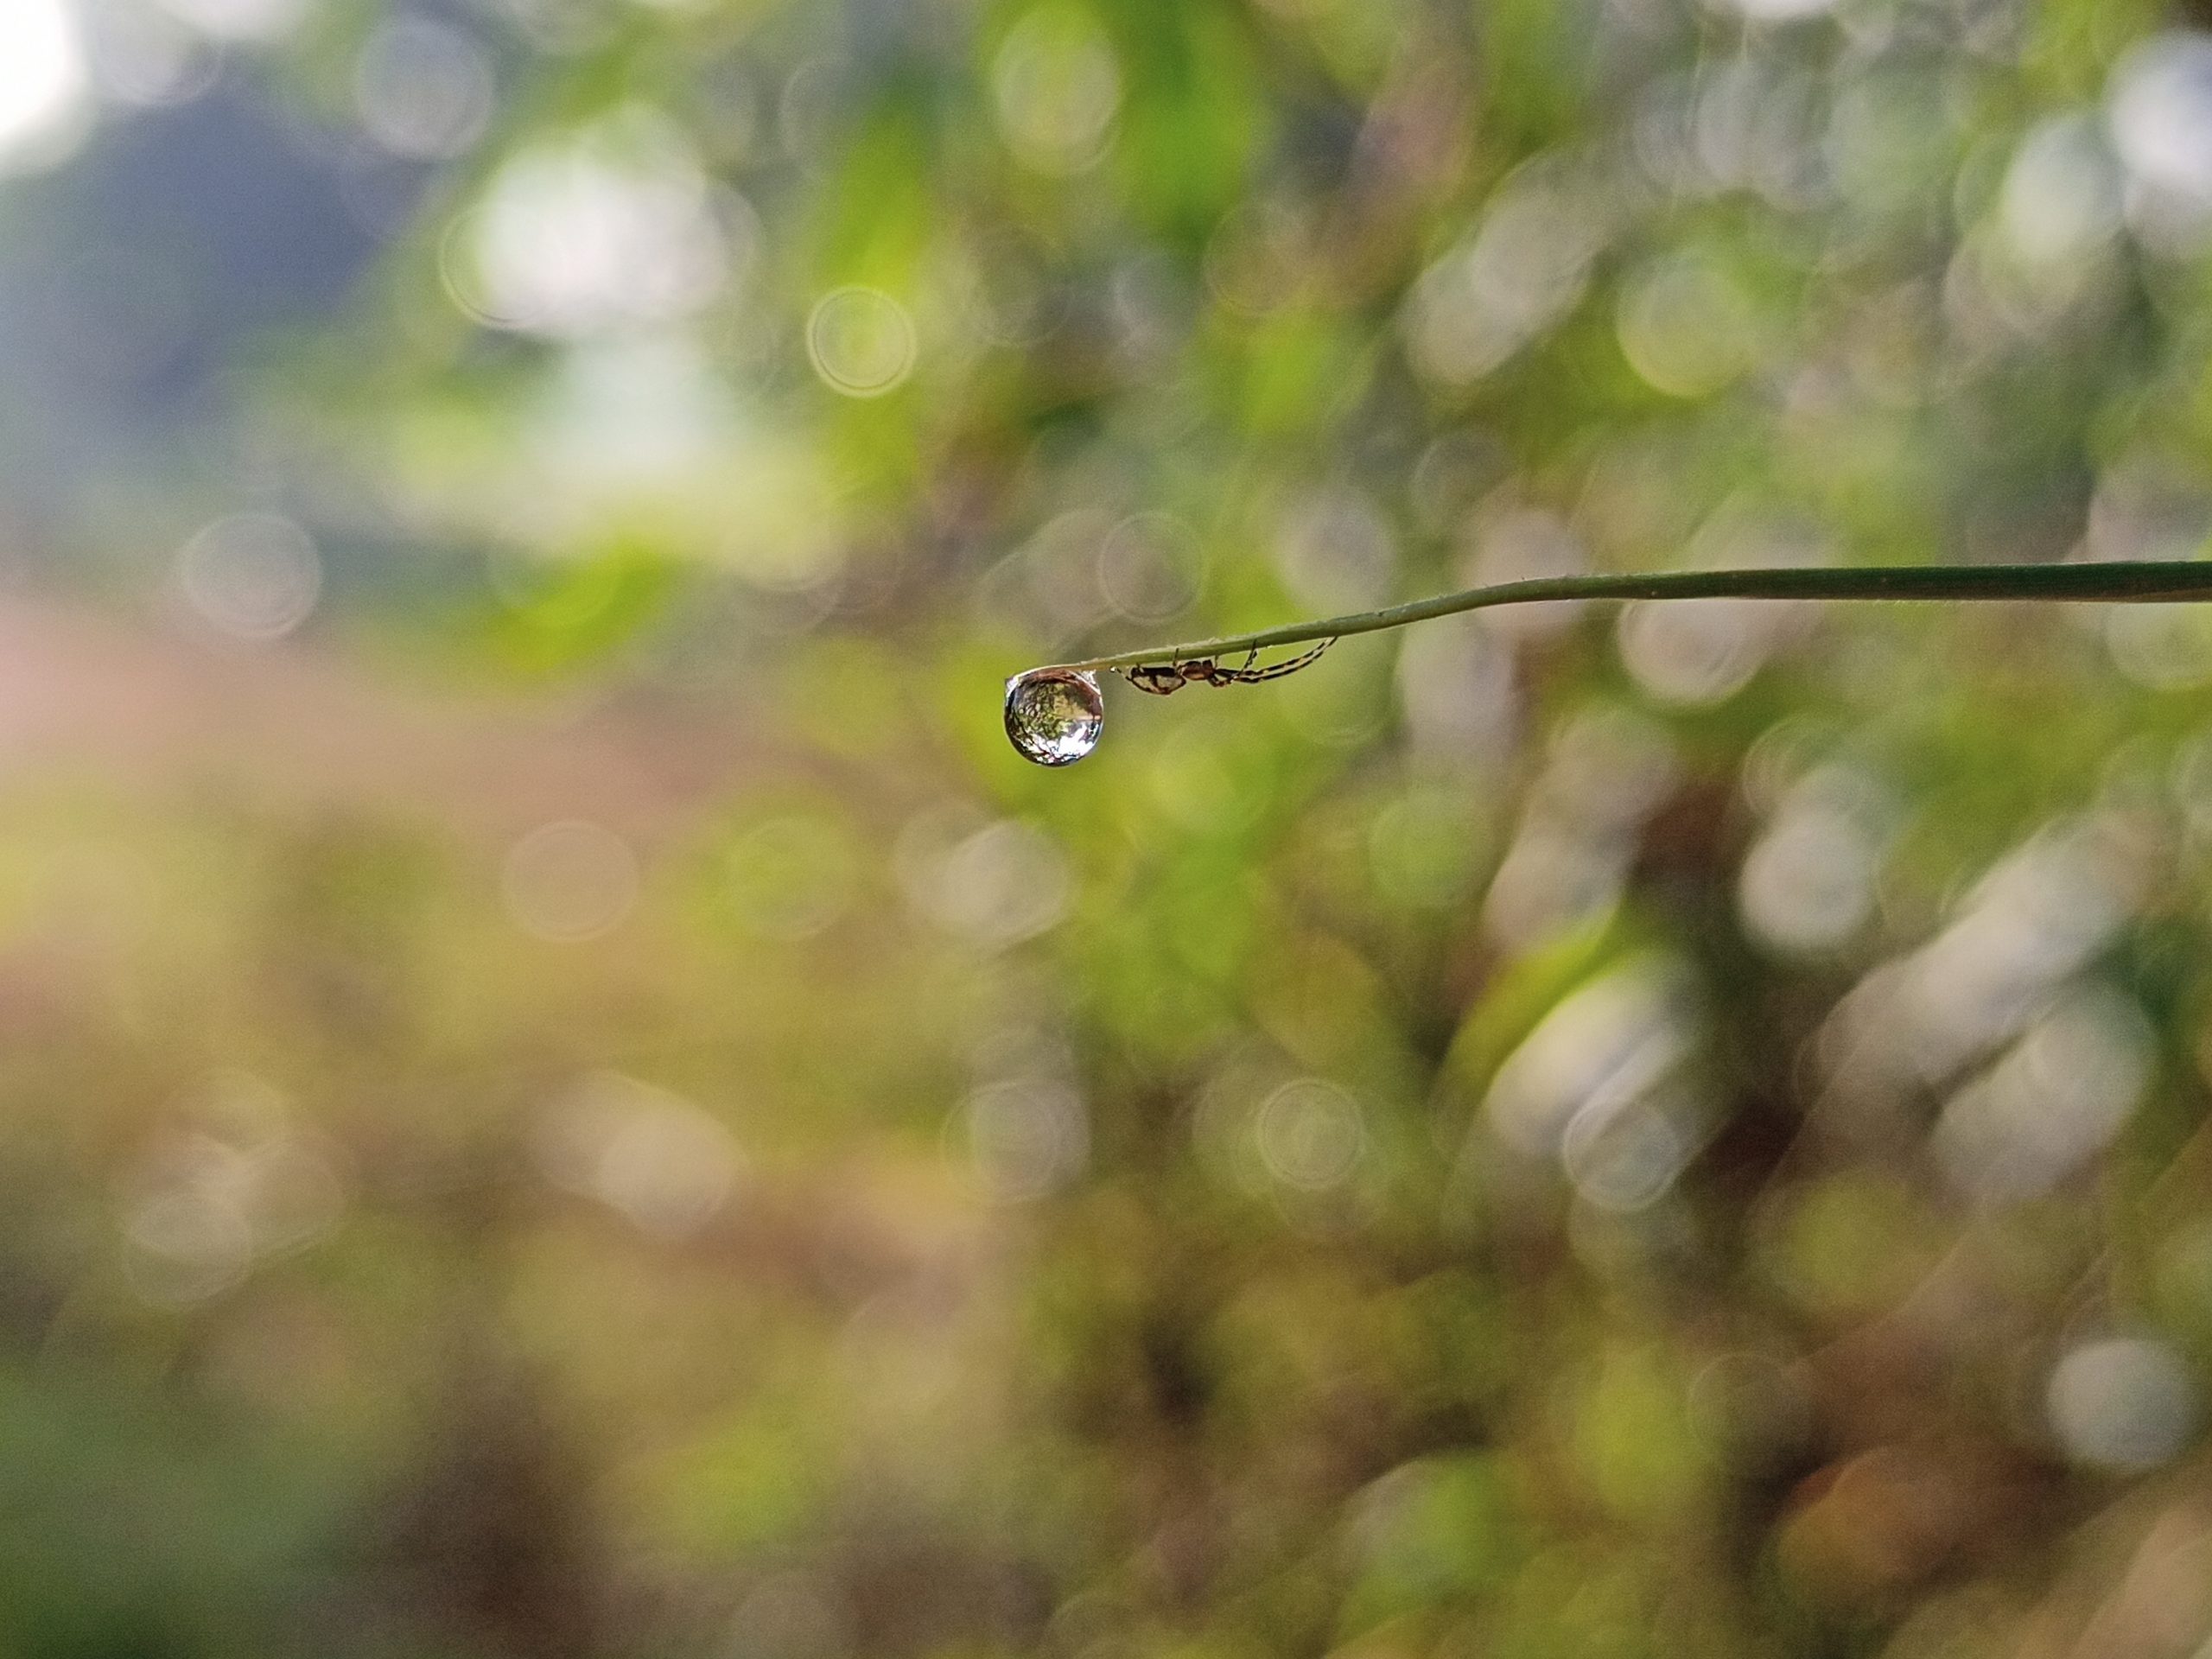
0;0;2209;1652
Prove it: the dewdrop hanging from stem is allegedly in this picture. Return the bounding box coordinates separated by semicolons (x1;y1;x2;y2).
1002;560;2212;766
1001;641;1338;766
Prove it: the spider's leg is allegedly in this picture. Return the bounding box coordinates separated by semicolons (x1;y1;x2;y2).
1232;638;1336;683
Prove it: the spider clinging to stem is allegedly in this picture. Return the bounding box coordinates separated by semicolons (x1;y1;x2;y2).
1116;638;1337;696
1008;559;2212;765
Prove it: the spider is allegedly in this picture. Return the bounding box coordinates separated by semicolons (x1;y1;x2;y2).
1118;638;1336;695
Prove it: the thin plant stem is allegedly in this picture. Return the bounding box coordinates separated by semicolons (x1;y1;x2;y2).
1047;561;2212;675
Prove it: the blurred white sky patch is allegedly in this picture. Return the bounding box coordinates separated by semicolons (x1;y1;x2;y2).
1933;983;2152;1205
1738;764;1892;957
354;14;492;161
150;0;304;45
1999;115;2123;272
0;0;91;173
2048;1337;2199;1471
534;1071;742;1241
1706;0;1832;20
447;107;735;338
1817;816;2152;1140
81;1;219;107
1484;954;1701;1167
1483;706;1677;949
1402;156;1610;385
528;334;737;493
448;340;849;600
895;809;1070;950
1273;484;1395;614
2109;33;2212;253
1395;615;1518;771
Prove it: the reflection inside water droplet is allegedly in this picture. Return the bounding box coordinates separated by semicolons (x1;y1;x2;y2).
1004;667;1103;766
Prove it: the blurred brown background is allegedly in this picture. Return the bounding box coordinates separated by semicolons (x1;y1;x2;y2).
0;0;2208;1655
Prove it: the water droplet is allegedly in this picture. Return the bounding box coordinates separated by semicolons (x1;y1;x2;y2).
1004;667;1103;766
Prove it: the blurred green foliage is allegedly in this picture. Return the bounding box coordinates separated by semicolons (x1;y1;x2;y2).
8;0;2212;1653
